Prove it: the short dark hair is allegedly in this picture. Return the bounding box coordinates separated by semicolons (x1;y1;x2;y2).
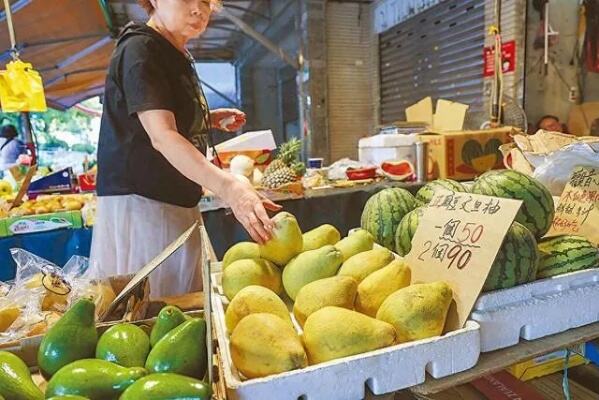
0;125;18;139
535;115;559;131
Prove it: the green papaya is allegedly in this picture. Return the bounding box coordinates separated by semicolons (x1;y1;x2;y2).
46;396;90;400
120;373;211;400
150;306;188;347
145;318;208;379
38;298;98;379
96;323;150;367
45;359;146;400
0;351;44;400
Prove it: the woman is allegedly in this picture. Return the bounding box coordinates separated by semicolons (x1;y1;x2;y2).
0;125;24;170
90;0;279;297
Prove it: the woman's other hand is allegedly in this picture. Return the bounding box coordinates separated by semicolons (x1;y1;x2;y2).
211;108;246;132
225;180;281;244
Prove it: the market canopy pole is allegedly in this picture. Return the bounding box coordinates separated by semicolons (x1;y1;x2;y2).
2;0;38;162
2;0;18;60
220;7;299;70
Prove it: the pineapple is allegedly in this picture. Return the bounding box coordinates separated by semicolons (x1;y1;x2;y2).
264;159;286;176
262;138;306;189
262;166;297;189
278;138;302;165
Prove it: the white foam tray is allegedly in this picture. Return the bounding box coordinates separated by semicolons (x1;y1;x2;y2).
471;268;599;352
211;271;480;400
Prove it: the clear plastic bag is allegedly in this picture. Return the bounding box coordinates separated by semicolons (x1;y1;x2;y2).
532;143;599;195
0;250;116;343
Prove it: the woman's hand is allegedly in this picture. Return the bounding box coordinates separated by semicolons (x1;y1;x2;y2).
211;108;246;132
137;109;278;243
225;180;282;244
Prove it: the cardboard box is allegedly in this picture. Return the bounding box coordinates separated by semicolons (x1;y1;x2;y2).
27;167;76;198
419;127;518;181
0;210;83;237
507;344;587;381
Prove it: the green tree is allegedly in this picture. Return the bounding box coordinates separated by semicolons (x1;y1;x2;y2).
0;97;100;157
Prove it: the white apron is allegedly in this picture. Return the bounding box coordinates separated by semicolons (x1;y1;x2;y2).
88;195;203;298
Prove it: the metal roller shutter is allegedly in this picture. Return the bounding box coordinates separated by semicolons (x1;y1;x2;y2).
327;1;374;161
379;0;485;124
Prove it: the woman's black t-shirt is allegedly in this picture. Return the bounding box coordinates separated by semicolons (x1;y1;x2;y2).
97;23;209;208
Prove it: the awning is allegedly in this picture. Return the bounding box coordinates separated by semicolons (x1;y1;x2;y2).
0;0;113;110
0;0;262;110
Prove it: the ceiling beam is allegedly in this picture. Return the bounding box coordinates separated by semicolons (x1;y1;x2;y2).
226;4;270;22
45;66;108;87
0;32;108;62
42;36;112;72
220;7;298;69
0;0;32;22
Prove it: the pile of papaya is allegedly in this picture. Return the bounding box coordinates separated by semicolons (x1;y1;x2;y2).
0;298;211;400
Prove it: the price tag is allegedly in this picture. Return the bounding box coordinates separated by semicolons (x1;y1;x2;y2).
547;166;599;244
405;191;522;330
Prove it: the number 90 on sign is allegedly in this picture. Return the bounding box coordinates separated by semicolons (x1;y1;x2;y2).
417;242;473;270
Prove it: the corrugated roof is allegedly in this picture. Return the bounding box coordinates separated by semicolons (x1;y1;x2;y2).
0;0;259;109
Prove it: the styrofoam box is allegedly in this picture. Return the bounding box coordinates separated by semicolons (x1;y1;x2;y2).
211;271;480;400
358;134;418;166
472;268;599;352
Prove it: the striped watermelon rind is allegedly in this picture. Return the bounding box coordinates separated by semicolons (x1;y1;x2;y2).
537;235;599;279
361;188;417;250
394;207;423;256
415;179;467;205
483;221;539;292
471;170;555;238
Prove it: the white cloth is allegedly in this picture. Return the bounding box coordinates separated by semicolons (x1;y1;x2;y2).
88;194;203;298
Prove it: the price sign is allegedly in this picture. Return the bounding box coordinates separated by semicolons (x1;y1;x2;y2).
405;191;522;330
547;166;599;244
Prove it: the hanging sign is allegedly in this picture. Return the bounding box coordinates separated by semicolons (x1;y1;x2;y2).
547;166;599;244
405;191;521;330
483;40;516;77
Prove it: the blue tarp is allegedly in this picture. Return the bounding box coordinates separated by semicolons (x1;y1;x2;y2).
0;228;92;281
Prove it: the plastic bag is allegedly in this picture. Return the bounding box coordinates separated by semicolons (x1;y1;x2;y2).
327;158;370;181
0;250;116;343
0;59;47;112
533;143;599;195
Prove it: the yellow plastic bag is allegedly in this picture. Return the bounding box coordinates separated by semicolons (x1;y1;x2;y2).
0;59;47;112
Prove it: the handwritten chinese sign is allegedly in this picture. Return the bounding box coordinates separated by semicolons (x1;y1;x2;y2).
548;166;599;244
405;191;522;330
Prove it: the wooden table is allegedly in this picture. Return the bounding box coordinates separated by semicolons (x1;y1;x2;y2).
401;322;599;396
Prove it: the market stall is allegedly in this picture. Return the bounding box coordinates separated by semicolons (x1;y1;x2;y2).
1;0;599;398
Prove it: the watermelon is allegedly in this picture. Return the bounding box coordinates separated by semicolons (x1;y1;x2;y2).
360;188;417;250
415;179;467;205
471;170;554;238
537;235;599;279
394;207;424;256
483;221;539;292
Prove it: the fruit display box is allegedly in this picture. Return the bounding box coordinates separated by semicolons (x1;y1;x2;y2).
210;267;481;400
0;210;83;237
471;268;599;352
